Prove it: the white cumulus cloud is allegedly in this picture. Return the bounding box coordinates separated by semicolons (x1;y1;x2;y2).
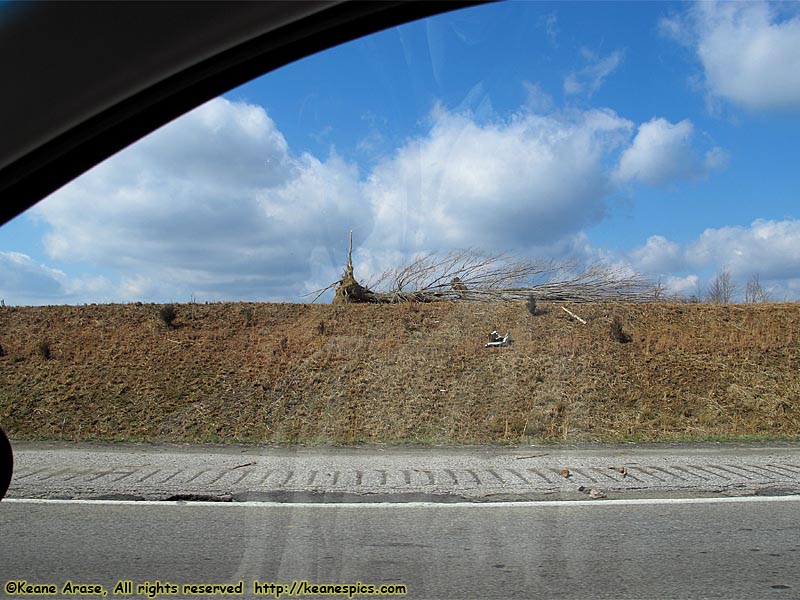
0;252;115;305
664;274;701;297
627;219;800;300
661;1;800;110
361;106;634;263
0;252;68;304
614;118;726;185
629;235;685;273
687;219;800;279
33;98;369;302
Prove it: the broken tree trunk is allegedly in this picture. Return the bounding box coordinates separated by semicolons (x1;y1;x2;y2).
332;231;380;305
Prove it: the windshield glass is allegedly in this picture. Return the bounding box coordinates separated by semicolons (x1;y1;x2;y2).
2;2;800;598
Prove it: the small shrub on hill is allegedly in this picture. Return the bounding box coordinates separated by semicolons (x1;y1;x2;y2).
159;304;177;329
526;295;537;316
610;316;632;344
240;305;253;327
38;339;52;359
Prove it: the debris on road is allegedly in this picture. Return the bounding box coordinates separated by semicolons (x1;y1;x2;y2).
578;486;607;499
514;453;550;460
229;461;256;470
609;466;629;478
485;330;511;347
560;469;571;478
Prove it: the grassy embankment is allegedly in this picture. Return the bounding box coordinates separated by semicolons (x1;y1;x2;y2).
1;301;798;444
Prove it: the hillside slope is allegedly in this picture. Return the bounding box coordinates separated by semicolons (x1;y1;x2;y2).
1;301;798;444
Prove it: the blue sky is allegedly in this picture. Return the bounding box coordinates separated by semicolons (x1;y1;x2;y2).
2;0;800;305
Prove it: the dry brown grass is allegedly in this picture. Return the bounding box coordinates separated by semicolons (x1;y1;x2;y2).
1;301;799;444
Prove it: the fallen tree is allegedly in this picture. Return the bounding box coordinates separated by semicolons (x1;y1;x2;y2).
309;235;656;304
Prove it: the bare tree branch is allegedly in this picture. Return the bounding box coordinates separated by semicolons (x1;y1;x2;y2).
745;273;773;303
706;270;739;304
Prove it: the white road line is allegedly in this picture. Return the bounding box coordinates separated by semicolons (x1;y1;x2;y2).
3;495;800;508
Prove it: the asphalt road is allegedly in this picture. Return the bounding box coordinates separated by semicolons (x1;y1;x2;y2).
2;496;799;599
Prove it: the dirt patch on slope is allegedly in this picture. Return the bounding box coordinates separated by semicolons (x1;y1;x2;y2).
1;301;798;444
